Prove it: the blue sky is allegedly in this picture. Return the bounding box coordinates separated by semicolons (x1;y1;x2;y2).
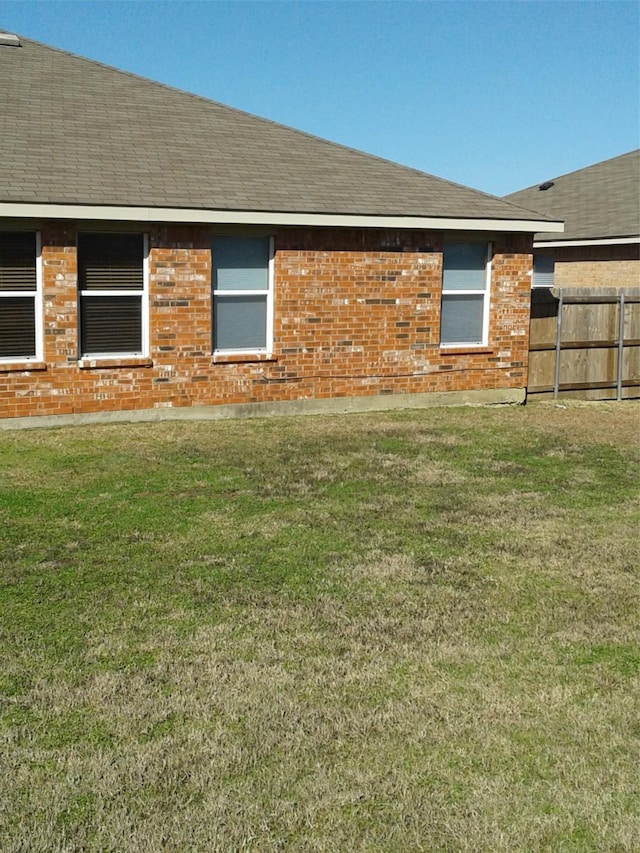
1;0;638;196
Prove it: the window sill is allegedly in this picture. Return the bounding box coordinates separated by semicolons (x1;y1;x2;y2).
212;353;278;365
0;360;47;373
440;346;494;355
78;357;153;370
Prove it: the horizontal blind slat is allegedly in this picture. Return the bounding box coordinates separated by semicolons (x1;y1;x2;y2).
80;295;142;355
78;233;144;291
0;232;37;292
440;294;485;345
0;296;36;358
212;236;270;291
442;242;487;292
214;294;267;350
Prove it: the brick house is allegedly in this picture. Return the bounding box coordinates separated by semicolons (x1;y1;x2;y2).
0;33;561;426
505;151;639;290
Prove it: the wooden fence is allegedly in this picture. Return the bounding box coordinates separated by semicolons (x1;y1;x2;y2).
528;287;640;400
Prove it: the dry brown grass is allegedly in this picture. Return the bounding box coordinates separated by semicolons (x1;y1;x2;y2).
0;401;638;850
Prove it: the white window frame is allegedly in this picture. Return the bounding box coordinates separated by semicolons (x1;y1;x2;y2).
212;235;274;356
0;230;43;364
440;241;492;348
78;233;149;359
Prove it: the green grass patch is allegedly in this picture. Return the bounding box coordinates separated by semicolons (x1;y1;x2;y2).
1;401;639;851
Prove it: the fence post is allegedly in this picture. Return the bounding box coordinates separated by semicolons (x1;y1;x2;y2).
553;289;563;399
617;292;625;401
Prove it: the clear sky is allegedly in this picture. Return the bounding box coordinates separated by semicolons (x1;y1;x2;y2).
1;0;638;196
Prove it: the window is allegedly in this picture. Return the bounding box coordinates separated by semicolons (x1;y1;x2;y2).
0;231;42;361
78;233;147;357
212;236;273;353
440;242;491;346
533;252;555;288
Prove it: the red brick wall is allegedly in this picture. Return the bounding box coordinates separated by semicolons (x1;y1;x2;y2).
0;224;533;420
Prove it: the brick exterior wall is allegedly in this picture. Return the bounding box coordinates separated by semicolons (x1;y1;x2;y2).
0;224;533;420
553;244;640;289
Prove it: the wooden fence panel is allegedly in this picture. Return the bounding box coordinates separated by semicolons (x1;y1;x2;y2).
528;287;640;400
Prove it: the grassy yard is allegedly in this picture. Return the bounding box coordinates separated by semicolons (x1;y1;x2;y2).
1;401;638;851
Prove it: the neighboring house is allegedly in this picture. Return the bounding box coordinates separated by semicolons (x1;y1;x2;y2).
505;150;640;289
0;33;561;426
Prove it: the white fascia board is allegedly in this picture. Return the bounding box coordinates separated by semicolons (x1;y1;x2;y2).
535;236;640;248
0;202;564;233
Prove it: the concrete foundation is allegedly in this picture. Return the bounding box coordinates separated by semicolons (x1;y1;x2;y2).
0;387;526;431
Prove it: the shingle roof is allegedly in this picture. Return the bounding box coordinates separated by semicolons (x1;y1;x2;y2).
505;150;640;242
0;34;555;224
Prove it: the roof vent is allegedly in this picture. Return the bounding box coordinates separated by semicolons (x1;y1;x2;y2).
0;32;21;47
538;181;555;191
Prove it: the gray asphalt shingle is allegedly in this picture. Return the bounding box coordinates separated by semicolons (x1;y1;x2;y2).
1;35;555;223
505;151;640;242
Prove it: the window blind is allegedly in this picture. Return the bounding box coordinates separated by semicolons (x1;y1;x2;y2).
78;233;144;290
0;297;36;358
213;237;269;291
533;253;555;288
442;242;487;291
78;233;144;356
0;232;37;291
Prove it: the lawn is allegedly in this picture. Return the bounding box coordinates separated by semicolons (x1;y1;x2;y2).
1;401;639;851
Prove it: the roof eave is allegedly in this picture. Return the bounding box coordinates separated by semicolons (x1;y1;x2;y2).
0;202;564;233
535;235;639;248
